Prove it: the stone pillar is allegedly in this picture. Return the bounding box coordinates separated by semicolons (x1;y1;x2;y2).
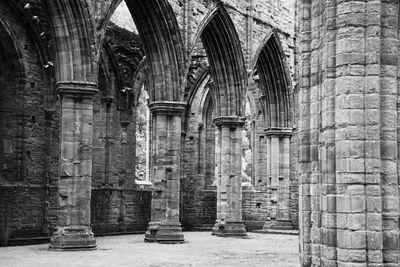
298;1;400;265
262;128;293;230
49;82;97;250
144;101;185;243
280;135;290;219
212;116;247;237
103;96;113;186
254;131;266;187
119;108;134;187
145;105;151;182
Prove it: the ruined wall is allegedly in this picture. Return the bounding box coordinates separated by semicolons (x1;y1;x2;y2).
0;1;60;245
91;189;151;234
242;189;269;231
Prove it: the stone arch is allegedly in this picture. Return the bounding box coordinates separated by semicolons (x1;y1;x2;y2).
249;31;295;231
201;88;214;125
45;0;97;87
195;4;247;117
132;58;149;109
200;89;216;187
184;61;209;103
98;0;185;102
99;41;139;112
0;18;26;81
0;0;55;82
0;1;57;182
98;44;116;97
181;68;217;230
253;31;292;129
0;2;61;245
184;64;211;128
245;91;258;122
0;14;28;184
1;1;51;72
186;4;248;237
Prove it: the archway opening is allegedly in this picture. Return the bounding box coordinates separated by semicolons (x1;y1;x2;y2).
242;99;253;187
90;1;152;234
252;35;295;231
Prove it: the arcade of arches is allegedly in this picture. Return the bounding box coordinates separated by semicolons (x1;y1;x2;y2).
0;0;399;266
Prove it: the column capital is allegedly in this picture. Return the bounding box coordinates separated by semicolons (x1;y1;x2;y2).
56;82;98;97
213;116;246;128
148;101;186;115
264;127;293;137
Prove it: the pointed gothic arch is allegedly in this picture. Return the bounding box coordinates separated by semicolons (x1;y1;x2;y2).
196;4;247;117
0;18;26;80
253;32;293;129
97;0;185;102
45;0;97;87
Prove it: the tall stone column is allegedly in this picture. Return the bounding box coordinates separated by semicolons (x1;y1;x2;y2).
49;82;97;250
144;102;185;243
298;1;400;265
262;128;292;229
212;116;247;237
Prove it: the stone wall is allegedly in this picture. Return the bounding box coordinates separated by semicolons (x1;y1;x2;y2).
91;189;151;234
242;189;269;231
0;1;59;245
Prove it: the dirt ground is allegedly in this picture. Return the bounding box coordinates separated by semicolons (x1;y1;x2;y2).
0;232;299;267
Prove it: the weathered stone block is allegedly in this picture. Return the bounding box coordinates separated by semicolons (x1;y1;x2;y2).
49;226;96;250
144;222;184;244
212;220;247;237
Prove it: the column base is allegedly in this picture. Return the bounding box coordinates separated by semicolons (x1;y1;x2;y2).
49;226;96;250
262;219;294;230
212;220;247;237
144;222;185;244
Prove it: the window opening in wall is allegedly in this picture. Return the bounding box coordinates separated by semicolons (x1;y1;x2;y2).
242;99;253;186
135;87;149;182
110;1;138;33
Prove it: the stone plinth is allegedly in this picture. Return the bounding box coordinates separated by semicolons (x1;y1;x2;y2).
262;219;294;231
212;220;247;237
49;226;96;250
144;222;184;243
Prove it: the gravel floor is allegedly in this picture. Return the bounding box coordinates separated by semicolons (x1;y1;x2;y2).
0;232;299;267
